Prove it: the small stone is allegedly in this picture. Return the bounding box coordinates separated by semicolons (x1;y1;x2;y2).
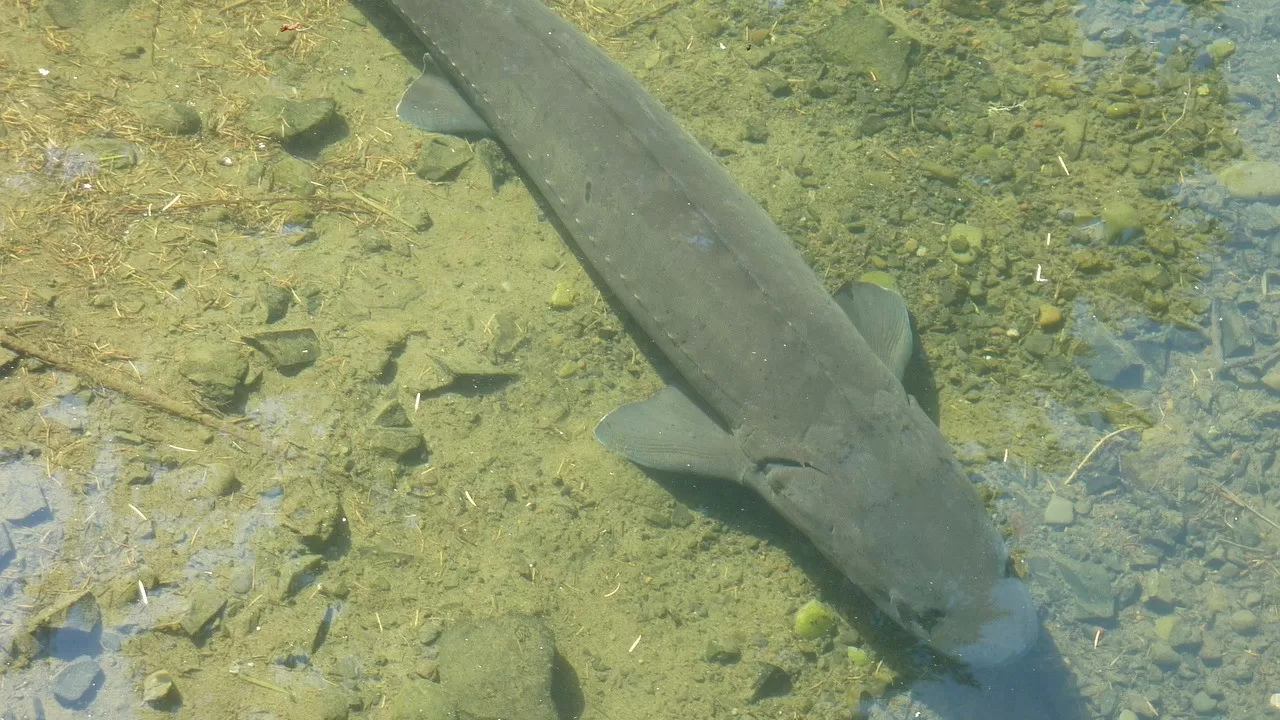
0;522;13;568
181;588;227;637
53;656;103;707
1199;635;1224;664
1228;609;1258;635
137;100;201;135
1118;711;1138;720
548;283;576;309
703;636;742;664
202;463;240;497
1043;496;1075;526
1191;690;1216;714
142;670;175;704
1036;304;1064;330
1101;202;1143;242
414;134;473;182
1148;641;1180;668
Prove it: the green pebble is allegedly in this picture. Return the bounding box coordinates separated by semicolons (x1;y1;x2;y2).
548;282;576;309
793;600;838;639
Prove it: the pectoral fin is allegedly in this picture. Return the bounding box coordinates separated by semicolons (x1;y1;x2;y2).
396;71;491;136
595;386;751;482
834;281;914;381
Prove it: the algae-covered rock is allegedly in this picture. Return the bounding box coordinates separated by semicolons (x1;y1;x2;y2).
793;600;838;639
811;4;921;90
1101;202;1143;242
1218;161;1280;201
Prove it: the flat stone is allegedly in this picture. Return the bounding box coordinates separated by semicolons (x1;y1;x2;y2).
178;342;248;410
0;465;50;525
1044;496;1075;526
438;614;557;720
243;328;321;371
1054;558;1114;621
1191;690;1216;714
181;588;226;637
389;679;456;720
1228;609;1258;635
1218;161;1280;201
0;522;14;568
52;656;103;707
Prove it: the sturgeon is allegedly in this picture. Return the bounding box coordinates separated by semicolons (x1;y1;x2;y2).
389;0;1038;667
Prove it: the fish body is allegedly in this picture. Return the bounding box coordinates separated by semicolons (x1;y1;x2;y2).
389;0;1038;668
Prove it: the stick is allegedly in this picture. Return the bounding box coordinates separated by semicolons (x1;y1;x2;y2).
1063;426;1136;485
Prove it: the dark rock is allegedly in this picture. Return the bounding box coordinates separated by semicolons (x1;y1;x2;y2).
52;656;103;707
749;662;793;703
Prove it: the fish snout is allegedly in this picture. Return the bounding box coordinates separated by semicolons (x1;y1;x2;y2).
943;577;1040;669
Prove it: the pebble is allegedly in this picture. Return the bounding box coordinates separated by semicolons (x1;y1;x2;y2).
1036;303;1064;330
1043;495;1075;526
53;656;103;707
1228;609;1258;635
142;670;174;704
1191;691;1216;714
548;282;576;309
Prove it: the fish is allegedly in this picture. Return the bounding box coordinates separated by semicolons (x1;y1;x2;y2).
388;0;1039;668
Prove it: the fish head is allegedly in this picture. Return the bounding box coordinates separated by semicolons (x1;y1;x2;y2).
826;403;1041;668
775;392;1041;669
880;557;1040;668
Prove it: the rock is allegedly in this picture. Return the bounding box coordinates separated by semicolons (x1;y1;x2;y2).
1101;202;1143;243
748;662;793;703
30;591;101;658
181;587;227;637
1148;641;1180;668
414;134;473;182
1191;690;1216;714
1228;609;1259;635
142;669;175;704
389;679;456;720
438;614;558;720
0;522;13;568
1036;304;1064;330
703;635;742;664
266;156;317;195
274;554;324;600
793;600;839;639
1218;161;1280;201
242;96;340;146
1072;313;1144;389
279;479;342;547
1217;303;1254;359
1054;558;1114;621
810;4;920;90
1141;572;1180;612
242;328;321;372
1043;496;1075;526
202;463;240;497
179;341;248;411
137;101;201;135
52;656;103;707
1;465;51;524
